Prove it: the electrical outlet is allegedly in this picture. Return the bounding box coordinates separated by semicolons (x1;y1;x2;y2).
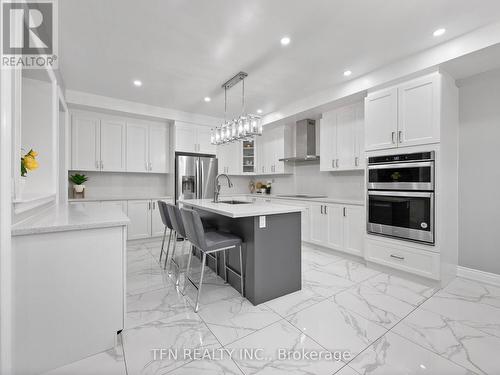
259;215;266;228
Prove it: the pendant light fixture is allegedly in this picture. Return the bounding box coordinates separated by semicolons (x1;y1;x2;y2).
210;71;262;145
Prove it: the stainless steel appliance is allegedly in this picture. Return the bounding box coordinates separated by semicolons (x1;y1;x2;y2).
279;119;320;162
367;151;435;244
175;153;218;203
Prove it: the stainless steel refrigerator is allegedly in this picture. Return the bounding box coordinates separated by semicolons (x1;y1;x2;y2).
175;153;218;203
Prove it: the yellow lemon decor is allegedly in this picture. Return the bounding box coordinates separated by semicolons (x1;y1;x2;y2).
21;149;39;177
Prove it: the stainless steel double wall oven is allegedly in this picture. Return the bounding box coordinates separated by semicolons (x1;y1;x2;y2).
367;151;435;244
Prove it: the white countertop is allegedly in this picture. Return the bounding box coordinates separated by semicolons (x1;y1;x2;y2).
221;193;365;206
12;204;130;236
180;198;304;218
68;195;172;202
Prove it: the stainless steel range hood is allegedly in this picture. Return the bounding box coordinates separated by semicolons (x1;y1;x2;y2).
279;119;320;162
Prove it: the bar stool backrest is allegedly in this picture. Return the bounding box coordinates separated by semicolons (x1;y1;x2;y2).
180;208;207;250
157;201;173;230
166;203;186;238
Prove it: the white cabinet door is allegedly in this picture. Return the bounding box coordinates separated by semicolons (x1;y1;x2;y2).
353;104;365;169
175;124;196;153
319;114;336;172
101;200;127;213
365;88;398;151
255;130;269;174
342;205;364;256
149;124;169;173
71;115;100;171
127;200;151;240
336;106;356;169
309;203;328;245
197;126;216;155
127;123;149;172
150;200;165;237
326;204;343;249
100;119;126;172
398;74;440;147
228;142;241;175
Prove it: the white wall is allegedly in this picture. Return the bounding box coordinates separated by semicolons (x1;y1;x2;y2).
68;171;171;199
458;68;500;275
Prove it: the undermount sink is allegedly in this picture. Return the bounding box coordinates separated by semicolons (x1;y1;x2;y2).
218;200;252;205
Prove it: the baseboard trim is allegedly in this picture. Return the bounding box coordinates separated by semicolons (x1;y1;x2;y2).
457;266;500;287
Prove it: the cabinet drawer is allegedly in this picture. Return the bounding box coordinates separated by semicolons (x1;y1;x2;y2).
365;238;440;280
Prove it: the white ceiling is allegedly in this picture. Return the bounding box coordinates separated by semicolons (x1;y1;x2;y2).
59;0;500;119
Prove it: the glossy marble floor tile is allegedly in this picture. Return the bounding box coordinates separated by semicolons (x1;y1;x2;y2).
42;338;126;375
126;284;192;329
393;307;500;374
227;319;344;375
421;287;500;338
126;267;171;297
440;277;500;309
334;283;416;329
362;273;437;306
349;331;474;375
302;267;356;297
197;296;282;345
168;358;244;374
264;287;327;317
287;298;387;359
335;365;361;375
322;259;381;284
122;311;220;374
301;246;343;271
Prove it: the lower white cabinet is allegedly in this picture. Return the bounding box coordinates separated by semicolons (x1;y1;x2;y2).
307;202;364;256
127;198;172;240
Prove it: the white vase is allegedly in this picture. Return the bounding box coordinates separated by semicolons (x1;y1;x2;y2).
18;176;26;199
74;184;85;193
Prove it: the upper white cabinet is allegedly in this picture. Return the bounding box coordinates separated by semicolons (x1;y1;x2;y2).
127;123;169;173
256;124;293;175
174;121;216;155
217;141;241;175
365;73;441;151
320;102;364;171
71;111;170;174
72;114;126;172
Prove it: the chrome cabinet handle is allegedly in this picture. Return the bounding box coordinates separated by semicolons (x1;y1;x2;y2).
355;157;359;167
101;160;104;169
332;159;335;168
153;201;155;209
95;160;99;169
148;201;151;210
324;205;328;214
398;130;403;143
391;131;396;144
320;205;323;214
336;159;339;168
390;254;405;260
343;207;346;217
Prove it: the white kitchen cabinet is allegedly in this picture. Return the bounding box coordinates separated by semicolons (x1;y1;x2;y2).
255;124;292;175
320;102;364;171
127;200;152;240
309;203;329;245
174;121;216;155
149;124;169;173
365;72;441;151
127;122;169;173
398;74;440;147
100;119;126;172
306;202;364;256
342;205;364;256
101;200;127;214
71;114;100;171
326;204;343;249
217;141;241;175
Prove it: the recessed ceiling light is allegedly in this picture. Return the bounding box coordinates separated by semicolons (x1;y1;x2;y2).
343;70;352;77
257;109;263;114
280;36;291;46
133;80;142;87
204;96;211;102
433;28;446;37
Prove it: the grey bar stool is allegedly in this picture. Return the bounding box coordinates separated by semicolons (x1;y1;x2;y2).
165;203;188;283
157;201;174;266
180;207;244;313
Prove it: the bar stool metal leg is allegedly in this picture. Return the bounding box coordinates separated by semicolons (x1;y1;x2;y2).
164;229;172;267
223;250;228;283
195;252;207;312
165;230;176;271
239;244;244;297
159;226;167;263
183;246;194;295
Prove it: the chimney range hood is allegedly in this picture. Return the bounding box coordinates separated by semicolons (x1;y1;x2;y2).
279;119;320;162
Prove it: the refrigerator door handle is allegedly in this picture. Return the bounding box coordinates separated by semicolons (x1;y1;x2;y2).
195;157;201;199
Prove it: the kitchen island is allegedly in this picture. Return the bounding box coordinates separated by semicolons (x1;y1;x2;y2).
180;198;303;305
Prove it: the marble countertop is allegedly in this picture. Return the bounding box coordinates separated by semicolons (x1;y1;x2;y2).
12;204;130;236
180;198;304;218
68;195;172;202
221;193;365;206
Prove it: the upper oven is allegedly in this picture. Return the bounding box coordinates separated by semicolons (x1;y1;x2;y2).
367;151;434;191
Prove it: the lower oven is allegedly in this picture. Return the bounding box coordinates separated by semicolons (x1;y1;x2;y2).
367;190;434;244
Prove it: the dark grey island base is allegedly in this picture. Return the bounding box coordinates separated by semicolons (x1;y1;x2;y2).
190;208;302;305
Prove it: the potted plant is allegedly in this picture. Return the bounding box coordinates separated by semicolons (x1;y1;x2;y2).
69;173;88;193
19;149;39;198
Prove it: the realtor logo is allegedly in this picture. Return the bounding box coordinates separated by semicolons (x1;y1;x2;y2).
1;0;58;68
